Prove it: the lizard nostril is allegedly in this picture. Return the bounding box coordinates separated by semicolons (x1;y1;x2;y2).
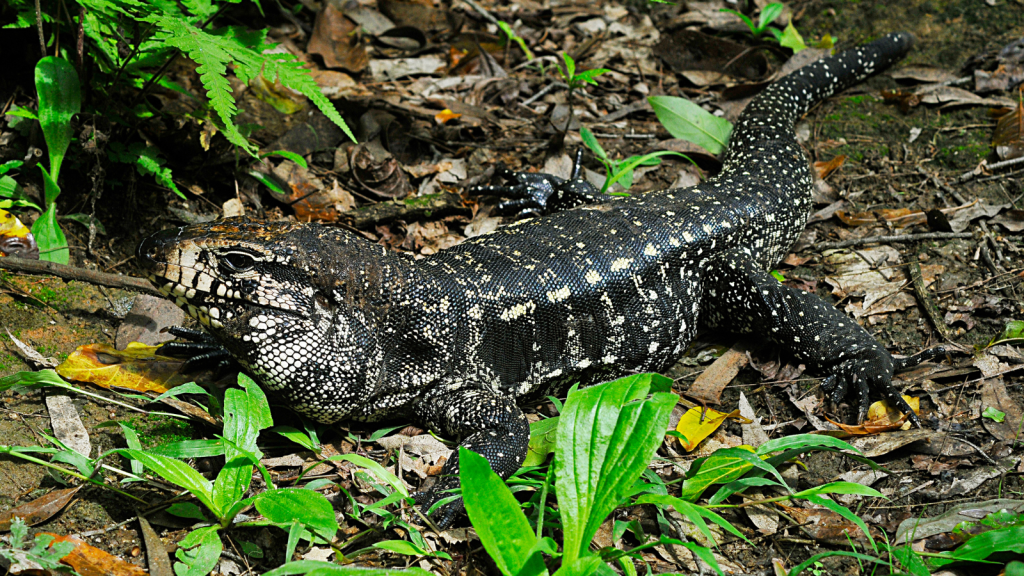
137;227;184;264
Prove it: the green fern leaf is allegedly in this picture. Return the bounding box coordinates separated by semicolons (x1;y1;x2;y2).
147;13;256;153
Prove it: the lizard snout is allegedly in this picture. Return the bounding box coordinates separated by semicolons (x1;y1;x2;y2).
137;227;184;266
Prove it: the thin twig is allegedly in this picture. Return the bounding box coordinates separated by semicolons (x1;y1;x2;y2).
460;0;498;25
815;231;973;251
958;156;1024;183
33;0;46;57
0;257;162;296
909;259;953;341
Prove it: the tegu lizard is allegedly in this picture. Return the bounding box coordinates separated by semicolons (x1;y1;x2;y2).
139;32;936;527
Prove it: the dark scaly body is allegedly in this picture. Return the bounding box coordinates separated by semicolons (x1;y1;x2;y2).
139;33;917;525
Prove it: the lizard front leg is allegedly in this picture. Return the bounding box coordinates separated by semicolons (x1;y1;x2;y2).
700;248;921;427
469;149;607;215
411;387;530;528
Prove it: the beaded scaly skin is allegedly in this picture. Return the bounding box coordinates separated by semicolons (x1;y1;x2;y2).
139;33;920;526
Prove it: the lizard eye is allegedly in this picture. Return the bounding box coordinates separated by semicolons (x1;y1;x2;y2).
219;252;255;273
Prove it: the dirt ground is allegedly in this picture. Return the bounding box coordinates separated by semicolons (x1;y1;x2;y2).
1;0;1023;574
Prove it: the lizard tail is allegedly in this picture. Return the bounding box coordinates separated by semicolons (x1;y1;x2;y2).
721;32;914;170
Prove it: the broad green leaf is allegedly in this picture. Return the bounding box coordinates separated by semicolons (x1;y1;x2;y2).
679;447;758;502
679;542;723;576
118;449;217;515
116;423;144;478
792;481;884;499
35;56;80;181
552;556;603;576
31;200;68;264
273;425;319;451
603;151;690;193
937;524;1024;566
556;374;678;563
325;453;408;497
149;439;225;459
174;526;222;576
573;68;609;85
649;96;732;155
758;3;784;30
373;540;450;559
373;540;425;556
708;477;782;505
525;416;559;466
636;494;750;545
580;127;608;161
0;369;70;392
779;21;807;53
261;150;308;168
254;488;339;540
460;448;536;576
991;320;1024;345
213;456;256;518
284;521;302;565
982;407;1006;422
756;434;861;456
214;374;273;512
167;503;207;521
561;52;576;82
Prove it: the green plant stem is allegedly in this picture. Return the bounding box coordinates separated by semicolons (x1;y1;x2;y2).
111;23;158;88
0;446;148;503
706;494;791;509
536;467;551;539
50;380;189;420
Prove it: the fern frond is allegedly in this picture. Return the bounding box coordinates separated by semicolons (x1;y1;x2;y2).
144;13;353;154
147;13;255;153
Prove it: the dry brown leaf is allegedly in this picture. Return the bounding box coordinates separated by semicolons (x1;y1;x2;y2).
0;487;82;531
687;342;750;404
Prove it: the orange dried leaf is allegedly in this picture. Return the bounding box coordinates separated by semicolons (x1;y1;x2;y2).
435;109;462;124
44;534;148;576
992;94;1023;147
813;155;846;179
675;406;741;451
834;210;877;227
55;342;203;394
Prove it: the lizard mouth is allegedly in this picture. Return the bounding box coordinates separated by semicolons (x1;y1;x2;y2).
138;228;240;328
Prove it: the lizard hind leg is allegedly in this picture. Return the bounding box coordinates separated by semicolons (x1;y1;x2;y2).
411;387;531;528
700;248;921;427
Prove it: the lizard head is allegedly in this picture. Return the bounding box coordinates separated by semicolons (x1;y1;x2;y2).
139;218;406;421
137;217;399;336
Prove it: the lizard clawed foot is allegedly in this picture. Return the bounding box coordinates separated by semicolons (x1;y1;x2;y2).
820;354;922;428
468;149;603;216
157;326;236;375
892;344;960;371
411;480;463;530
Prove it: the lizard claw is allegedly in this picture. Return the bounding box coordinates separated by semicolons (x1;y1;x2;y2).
820;353;922;428
467;149;604;216
157;326;236;375
411;481;463;530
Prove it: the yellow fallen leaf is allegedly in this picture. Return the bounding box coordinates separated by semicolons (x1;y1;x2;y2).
675;406;741;451
56;342;204;394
